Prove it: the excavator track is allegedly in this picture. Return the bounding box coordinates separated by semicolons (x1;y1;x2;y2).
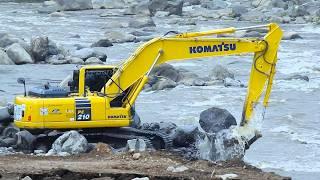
32;127;173;152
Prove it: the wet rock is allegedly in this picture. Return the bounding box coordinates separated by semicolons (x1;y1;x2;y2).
66;56;84;64
0;138;16;147
167;165;189;173
6;43;33;64
284;74;309;81
151;78;177;90
172;125;200;147
199;107;237;133
0;49;14;65
179;72;206;86
2;125;19;138
231;5;248;17
150;64;182;82
201;0;228;10
0;33;26;48
288;4;309;17
14;130;36;151
128;17;156;28
132;152;141;160
47;130;89;155
224;77;244;87
91;39;113;48
104;31;136;43
126;139;147;152
209;65;235;81
85;57;104;64
71;48;97;60
125;2;150;16
31;36;49;62
149;0;184;16
282;31;302;40
54;0;93;11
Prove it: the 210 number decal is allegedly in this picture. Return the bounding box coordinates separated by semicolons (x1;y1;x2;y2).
76;109;91;121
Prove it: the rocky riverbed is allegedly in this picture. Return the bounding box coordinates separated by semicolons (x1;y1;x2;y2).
1;0;320;179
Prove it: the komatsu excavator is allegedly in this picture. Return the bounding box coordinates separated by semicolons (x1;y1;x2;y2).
13;23;282;151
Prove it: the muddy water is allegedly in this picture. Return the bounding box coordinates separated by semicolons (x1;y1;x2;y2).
0;2;320;179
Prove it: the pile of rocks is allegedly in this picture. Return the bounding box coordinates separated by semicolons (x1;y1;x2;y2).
146;63;244;91
0;33;109;65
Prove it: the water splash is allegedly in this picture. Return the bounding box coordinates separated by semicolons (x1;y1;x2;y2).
197;104;265;161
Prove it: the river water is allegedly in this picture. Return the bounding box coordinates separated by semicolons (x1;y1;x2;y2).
0;2;320;179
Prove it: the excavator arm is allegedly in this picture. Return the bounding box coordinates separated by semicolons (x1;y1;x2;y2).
104;23;283;125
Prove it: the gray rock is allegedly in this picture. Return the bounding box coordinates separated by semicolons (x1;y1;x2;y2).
85;57;104;64
91;39;113;47
0;106;11;123
54;0;93;11
104;31;136;43
6;43;33;64
201;0;229;10
172;125;200;147
49;130;89;155
128;17;156;28
125;2;150;16
126;139;147;152
209;65;234;80
14;130;36;151
150;64;182;82
31;36;49;62
152;78;177;90
67;56;85;64
224;77;243;87
0;33;26;48
38;1;60;14
0;49;14;65
149;0;184;16
184;0;200;6
283;31;302;40
288;5;309;17
199;107;237;133
231;5;248;17
72;48;94;59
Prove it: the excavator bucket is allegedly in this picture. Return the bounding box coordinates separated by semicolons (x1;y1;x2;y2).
241;23;283;125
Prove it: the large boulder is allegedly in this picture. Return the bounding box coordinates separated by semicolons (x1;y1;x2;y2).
282;31;302;40
209;65;235;80
47;131;89;155
148;0;184;16
199;107;237;133
71;47;107;61
54;0;93;11
150;64;182;82
85;57;104;64
0;33;26;48
231;5;248;18
31;36;61;62
172;125;200;147
0;49;14;65
6;43;33;64
151;77;177;90
104;31;136;43
125;2;151;16
91;39;113;48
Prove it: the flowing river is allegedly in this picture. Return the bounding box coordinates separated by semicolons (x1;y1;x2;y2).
0;2;319;179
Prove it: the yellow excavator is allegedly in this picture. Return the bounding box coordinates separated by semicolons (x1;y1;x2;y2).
12;23;282;150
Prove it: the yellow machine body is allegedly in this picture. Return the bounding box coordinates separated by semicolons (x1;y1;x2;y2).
14;23;283;129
